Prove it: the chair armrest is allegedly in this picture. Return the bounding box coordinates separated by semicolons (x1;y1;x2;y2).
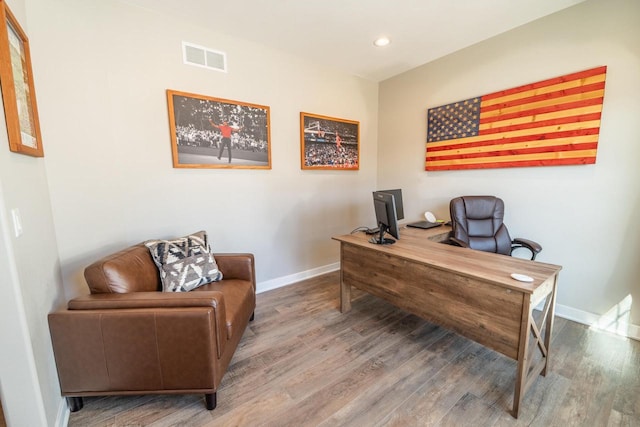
215;253;256;288
512;238;542;254
511;238;542;260
449;237;469;248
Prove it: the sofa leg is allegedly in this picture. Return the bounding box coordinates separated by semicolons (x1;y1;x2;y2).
67;396;84;412
205;393;217;410
250;311;255;321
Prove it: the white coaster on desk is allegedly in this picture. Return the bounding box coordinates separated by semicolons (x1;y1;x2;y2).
510;273;534;283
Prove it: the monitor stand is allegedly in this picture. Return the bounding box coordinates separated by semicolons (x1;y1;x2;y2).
369;224;396;245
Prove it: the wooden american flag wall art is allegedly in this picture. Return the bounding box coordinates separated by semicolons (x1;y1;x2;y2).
425;66;607;171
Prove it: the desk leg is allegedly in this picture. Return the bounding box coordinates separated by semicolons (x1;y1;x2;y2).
542;274;558;376
513;295;532;418
340;278;351;313
339;245;351;312
512;274;558;418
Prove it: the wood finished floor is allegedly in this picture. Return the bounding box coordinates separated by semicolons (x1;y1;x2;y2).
68;272;640;427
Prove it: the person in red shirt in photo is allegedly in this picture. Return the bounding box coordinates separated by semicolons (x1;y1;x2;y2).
209;119;243;163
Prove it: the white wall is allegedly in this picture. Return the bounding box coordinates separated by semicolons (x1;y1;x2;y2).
28;0;378;300
0;0;66;424
378;0;640;331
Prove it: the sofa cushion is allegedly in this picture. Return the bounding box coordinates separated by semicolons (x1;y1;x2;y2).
84;244;161;293
145;231;223;292
195;279;255;340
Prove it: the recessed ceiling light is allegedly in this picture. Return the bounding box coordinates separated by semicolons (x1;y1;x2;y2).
373;37;390;47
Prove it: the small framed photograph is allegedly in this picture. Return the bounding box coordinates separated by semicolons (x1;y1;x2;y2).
0;0;43;157
167;90;271;169
300;112;359;170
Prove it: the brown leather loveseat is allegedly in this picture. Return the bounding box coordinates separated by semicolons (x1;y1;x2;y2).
48;236;255;412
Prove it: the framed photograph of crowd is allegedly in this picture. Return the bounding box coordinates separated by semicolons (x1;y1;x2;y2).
166;90;271;169
0;0;44;157
300;112;359;170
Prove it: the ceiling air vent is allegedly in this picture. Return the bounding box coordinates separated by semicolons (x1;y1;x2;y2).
182;42;227;72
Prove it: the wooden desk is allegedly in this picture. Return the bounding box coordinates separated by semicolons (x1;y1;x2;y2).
332;225;561;418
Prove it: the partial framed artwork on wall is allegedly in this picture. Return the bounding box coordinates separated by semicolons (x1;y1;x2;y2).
166;89;271;169
300;112;359;170
0;0;44;157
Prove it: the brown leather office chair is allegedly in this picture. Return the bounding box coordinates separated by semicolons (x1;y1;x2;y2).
449;196;541;260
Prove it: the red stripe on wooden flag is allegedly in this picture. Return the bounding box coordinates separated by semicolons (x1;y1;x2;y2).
480;66;607;101
479;97;604;125
426;128;600;153
478;112;602;136
480;82;605;113
425;157;597;171
426;142;599;162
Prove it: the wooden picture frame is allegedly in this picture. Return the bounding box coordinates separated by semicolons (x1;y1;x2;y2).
300;112;359;170
167;89;271;169
0;0;43;157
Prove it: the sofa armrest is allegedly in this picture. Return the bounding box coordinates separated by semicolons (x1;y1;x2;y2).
68;291;225;311
49;303;225;394
215;253;256;289
65;291;227;358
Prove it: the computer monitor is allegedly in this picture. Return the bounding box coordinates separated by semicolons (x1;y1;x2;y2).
371;191;400;245
378;188;404;220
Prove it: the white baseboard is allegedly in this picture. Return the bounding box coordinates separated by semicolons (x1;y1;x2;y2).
55;397;69;427
555;303;640;341
256;263;340;294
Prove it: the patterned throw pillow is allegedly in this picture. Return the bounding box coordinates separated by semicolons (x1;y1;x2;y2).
145;231;223;292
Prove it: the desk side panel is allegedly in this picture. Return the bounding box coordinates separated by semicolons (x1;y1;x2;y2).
342;244;523;359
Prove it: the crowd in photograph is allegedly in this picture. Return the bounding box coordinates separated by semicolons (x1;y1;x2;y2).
176;124;268;153
304;142;358;168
